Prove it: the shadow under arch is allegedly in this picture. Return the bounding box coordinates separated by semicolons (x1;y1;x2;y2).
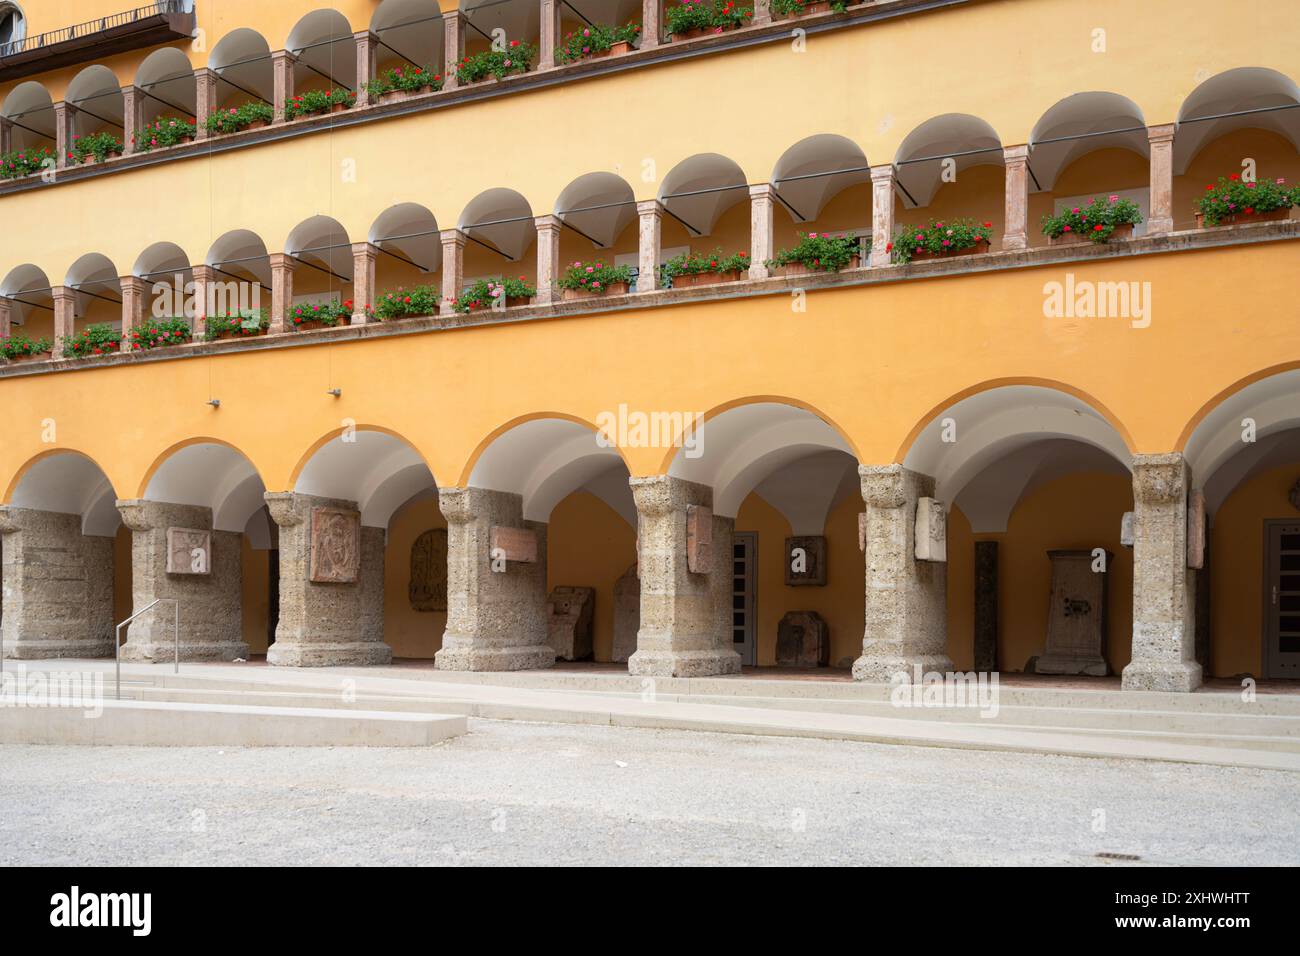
286;423;437;490
1174;359;1300;453
3;446;116;506
457;410;633;488
133;435;266;500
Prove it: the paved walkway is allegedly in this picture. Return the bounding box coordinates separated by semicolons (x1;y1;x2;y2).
2;719;1296;866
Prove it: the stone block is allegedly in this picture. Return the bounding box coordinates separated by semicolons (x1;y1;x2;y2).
612;564;640;663
489;525;538;564
776;610;829;667
1120;511;1135;548
166;527;211;575
858;512;866;551
309;506;361;583
1187;489;1206;570
785;535;827;586
686;503;712;574
914;496;947;562
547;586;595;661
1036;548;1110;676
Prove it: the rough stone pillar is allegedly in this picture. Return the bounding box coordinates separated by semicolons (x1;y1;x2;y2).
852;464;952;682
0;506;114;659
264;492;392;666
350;242;378;324
711;513;737;662
869;165;896;267
748;184;774;280
752;0;772;26
353;31;377;106
433;486;555;671
439;229;465;315
0;116;12;155
628;475;741;677
269;254;295;333
534;215;562;303
637;199;663;292
1147;123;1176;236
190;264;217;338
443;12;466;90
642;0;662;49
0;296;11;339
54;102;76;168
272;50;297;123
121;86;143;155
1122;454;1202;692
1002;144;1029;251
51;286;76;358
120;275;146;343
115;500;249;662
539;0;562;69
194;68;219;141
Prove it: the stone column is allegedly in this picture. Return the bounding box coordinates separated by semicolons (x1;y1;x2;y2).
852;464;952;682
264;492;392;666
642;0;662;49
190;264;217;338
711;513;737;662
434;486;555;671
0;116;12;155
272;50;297;123
120;275;146;344
539;0;562;70
439;228;465;315
628;475;742;677
1122;454;1202;691
0;506;114;659
1147;123;1176;236
115;500;249;662
269;254;295;333
1002;144;1030;251
636;199;663;292
351;242;378;324
748;184;775;280
534;215;562;303
444;12;467;90
51;286;76;358
869;165;896;267
0;296;11;339
54;102;76;168
121;86;143;155
354;31;377;106
194;68;219;141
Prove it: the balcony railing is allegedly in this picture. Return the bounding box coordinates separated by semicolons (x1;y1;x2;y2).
0;2;195;81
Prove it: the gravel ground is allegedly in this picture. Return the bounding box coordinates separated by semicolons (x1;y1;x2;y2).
2;719;1296;866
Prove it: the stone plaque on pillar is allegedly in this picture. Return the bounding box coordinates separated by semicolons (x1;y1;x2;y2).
409;528;448;612
858;511;866;551
914;497;947;562
686;503;712;573
776;610;829;667
309;506;361;583
612;564;640;663
1035;549;1110;676
1187;489;1206;570
490;525;538;563
166;527;211;575
1120;511;1135;548
785;535;826;586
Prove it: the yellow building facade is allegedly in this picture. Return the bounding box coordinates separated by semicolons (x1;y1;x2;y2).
1;0;1298;689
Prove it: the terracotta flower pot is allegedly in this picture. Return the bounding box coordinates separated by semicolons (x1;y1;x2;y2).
291;319;340;332
773;254;860;277
214;328;266;341
562;281;629;300
1049;222;1135;246
244;120;268;131
611;40;633;55
466;295;532;312
5;351;52;364
910;239;990;261
672;270;743;289
1195;207;1292;229
673;26;729;41
329;102;348;114
381;85;433;103
178;135;194;145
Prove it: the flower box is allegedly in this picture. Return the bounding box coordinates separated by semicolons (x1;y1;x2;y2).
773;254;860;277
910;239;989;261
464;295;532;311
777;1;832;17
212;327;266;341
380;85;433;103
245;120;268;131
1195;207;1292;229
672;270;744;288
5;350;52;364
563;281;629;299
589;41;634;58
292;319;339;332
1050;222;1134;246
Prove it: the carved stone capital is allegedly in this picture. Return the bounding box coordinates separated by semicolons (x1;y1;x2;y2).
436;486;475;525
1132;453;1187;505
0;505;24;535
859;464;907;509
115;499;155;532
263;491;305;528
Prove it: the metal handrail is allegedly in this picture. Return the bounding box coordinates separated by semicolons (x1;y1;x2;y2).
0;2;186;59
115;598;179;700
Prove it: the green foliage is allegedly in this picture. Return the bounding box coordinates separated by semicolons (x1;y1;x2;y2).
70;131;123;164
285;87;357;119
126;317;192;350
205;101;274;135
63;324;122;358
0;145;56;179
766;232;861;272
1;332;53;360
290;299;353;328
557;259;634;293
889;219;993;264
1041;195;1143;243
666;0;753;35
556;22;642;63
453;277;536;314
661;248;750;283
203;309;270;341
373;285;441;321
132;117;197;151
365;66;442;97
770;0;847;14
1196;173;1296;226
454;41;538;83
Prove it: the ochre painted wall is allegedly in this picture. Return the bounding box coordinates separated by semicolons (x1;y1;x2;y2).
383;496;447;659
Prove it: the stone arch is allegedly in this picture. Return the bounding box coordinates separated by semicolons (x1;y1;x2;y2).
1029;92;1148;192
4;448;120;535
371;0;445;75
65;64;125;141
459;188;535;262
290;425;436;528
658;153;749;237
0;262;51;328
286;8;359;91
1175;67;1300;173
893;113;1004;209
554;172;637;249
771;134;870;224
1;80;54;151
133;47;197;128
369;201;441;279
209;28;274;107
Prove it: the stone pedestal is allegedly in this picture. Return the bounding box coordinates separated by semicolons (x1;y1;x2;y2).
612;563;640;663
776;611;829;667
1036;549;1110;676
263;493;391;666
852;465;953;682
116;500;249;662
1122;454;1202;691
627;476;741;677
0;506;114;659
547;586;594;661
434;487;555;671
